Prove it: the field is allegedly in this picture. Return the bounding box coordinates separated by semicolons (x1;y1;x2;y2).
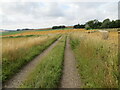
1;28;119;88
1;29;96;37
70;31;118;88
20;36;66;88
2;34;60;82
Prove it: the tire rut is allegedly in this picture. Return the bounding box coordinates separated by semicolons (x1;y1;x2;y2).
3;36;62;88
60;36;82;88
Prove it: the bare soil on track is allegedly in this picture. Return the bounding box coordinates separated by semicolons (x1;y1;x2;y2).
60;37;82;88
3;37;62;88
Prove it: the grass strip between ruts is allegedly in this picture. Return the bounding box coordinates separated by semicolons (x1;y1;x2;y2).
20;36;66;88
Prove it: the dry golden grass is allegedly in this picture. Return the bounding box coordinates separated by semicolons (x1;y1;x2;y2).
70;31;118;88
1;29;96;37
0;38;1;63
2;34;59;82
72;31;118;46
2;36;46;53
2;35;56;61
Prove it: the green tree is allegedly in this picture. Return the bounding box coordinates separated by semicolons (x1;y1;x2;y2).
115;20;120;28
85;24;91;30
101;19;111;28
85;19;101;29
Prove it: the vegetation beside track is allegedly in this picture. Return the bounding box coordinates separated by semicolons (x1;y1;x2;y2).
70;32;118;88
2;35;61;83
20;36;66;88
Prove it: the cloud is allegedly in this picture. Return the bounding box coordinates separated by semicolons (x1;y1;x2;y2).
1;0;120;2
0;1;118;29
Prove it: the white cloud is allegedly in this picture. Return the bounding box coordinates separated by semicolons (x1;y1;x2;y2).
0;1;118;30
1;0;120;2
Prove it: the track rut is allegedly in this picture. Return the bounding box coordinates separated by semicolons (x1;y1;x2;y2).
60;37;82;88
3;37;62;88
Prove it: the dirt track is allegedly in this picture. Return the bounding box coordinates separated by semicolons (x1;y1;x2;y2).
3;37;62;88
60;37;82;88
3;36;82;88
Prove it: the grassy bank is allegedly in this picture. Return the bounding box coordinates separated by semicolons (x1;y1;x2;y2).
70;32;118;88
2;35;60;83
20;36;66;88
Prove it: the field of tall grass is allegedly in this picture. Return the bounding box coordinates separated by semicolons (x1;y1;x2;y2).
1;29;86;37
118;32;120;88
2;35;60;82
20;36;66;88
70;31;118;88
0;37;2;85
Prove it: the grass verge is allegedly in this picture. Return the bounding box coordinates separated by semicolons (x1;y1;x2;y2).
2;35;60;83
70;32;118;88
20;36;66;88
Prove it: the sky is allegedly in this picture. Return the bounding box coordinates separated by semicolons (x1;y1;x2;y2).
0;0;119;30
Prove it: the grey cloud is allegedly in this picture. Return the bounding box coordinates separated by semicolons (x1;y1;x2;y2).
1;2;43;15
0;2;118;29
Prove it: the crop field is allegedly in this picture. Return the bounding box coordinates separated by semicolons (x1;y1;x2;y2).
1;29;96;37
1;29;119;88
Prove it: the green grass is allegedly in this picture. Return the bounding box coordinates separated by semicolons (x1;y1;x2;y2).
1;30;29;36
70;34;118;88
2;35;60;83
20;36;66;88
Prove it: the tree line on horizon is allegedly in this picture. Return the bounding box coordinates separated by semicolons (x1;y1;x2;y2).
52;18;120;30
52;26;66;29
85;19;120;30
16;18;120;31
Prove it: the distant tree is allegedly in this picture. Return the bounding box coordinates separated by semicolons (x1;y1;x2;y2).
52;18;120;30
93;20;102;29
52;25;66;29
115;20;120;28
73;24;85;29
21;28;30;31
85;19;102;29
84;18;120;30
17;29;21;31
52;26;58;29
109;20;116;28
61;25;66;28
101;19;111;28
85;24;91;30
85;20;94;29
80;25;85;28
